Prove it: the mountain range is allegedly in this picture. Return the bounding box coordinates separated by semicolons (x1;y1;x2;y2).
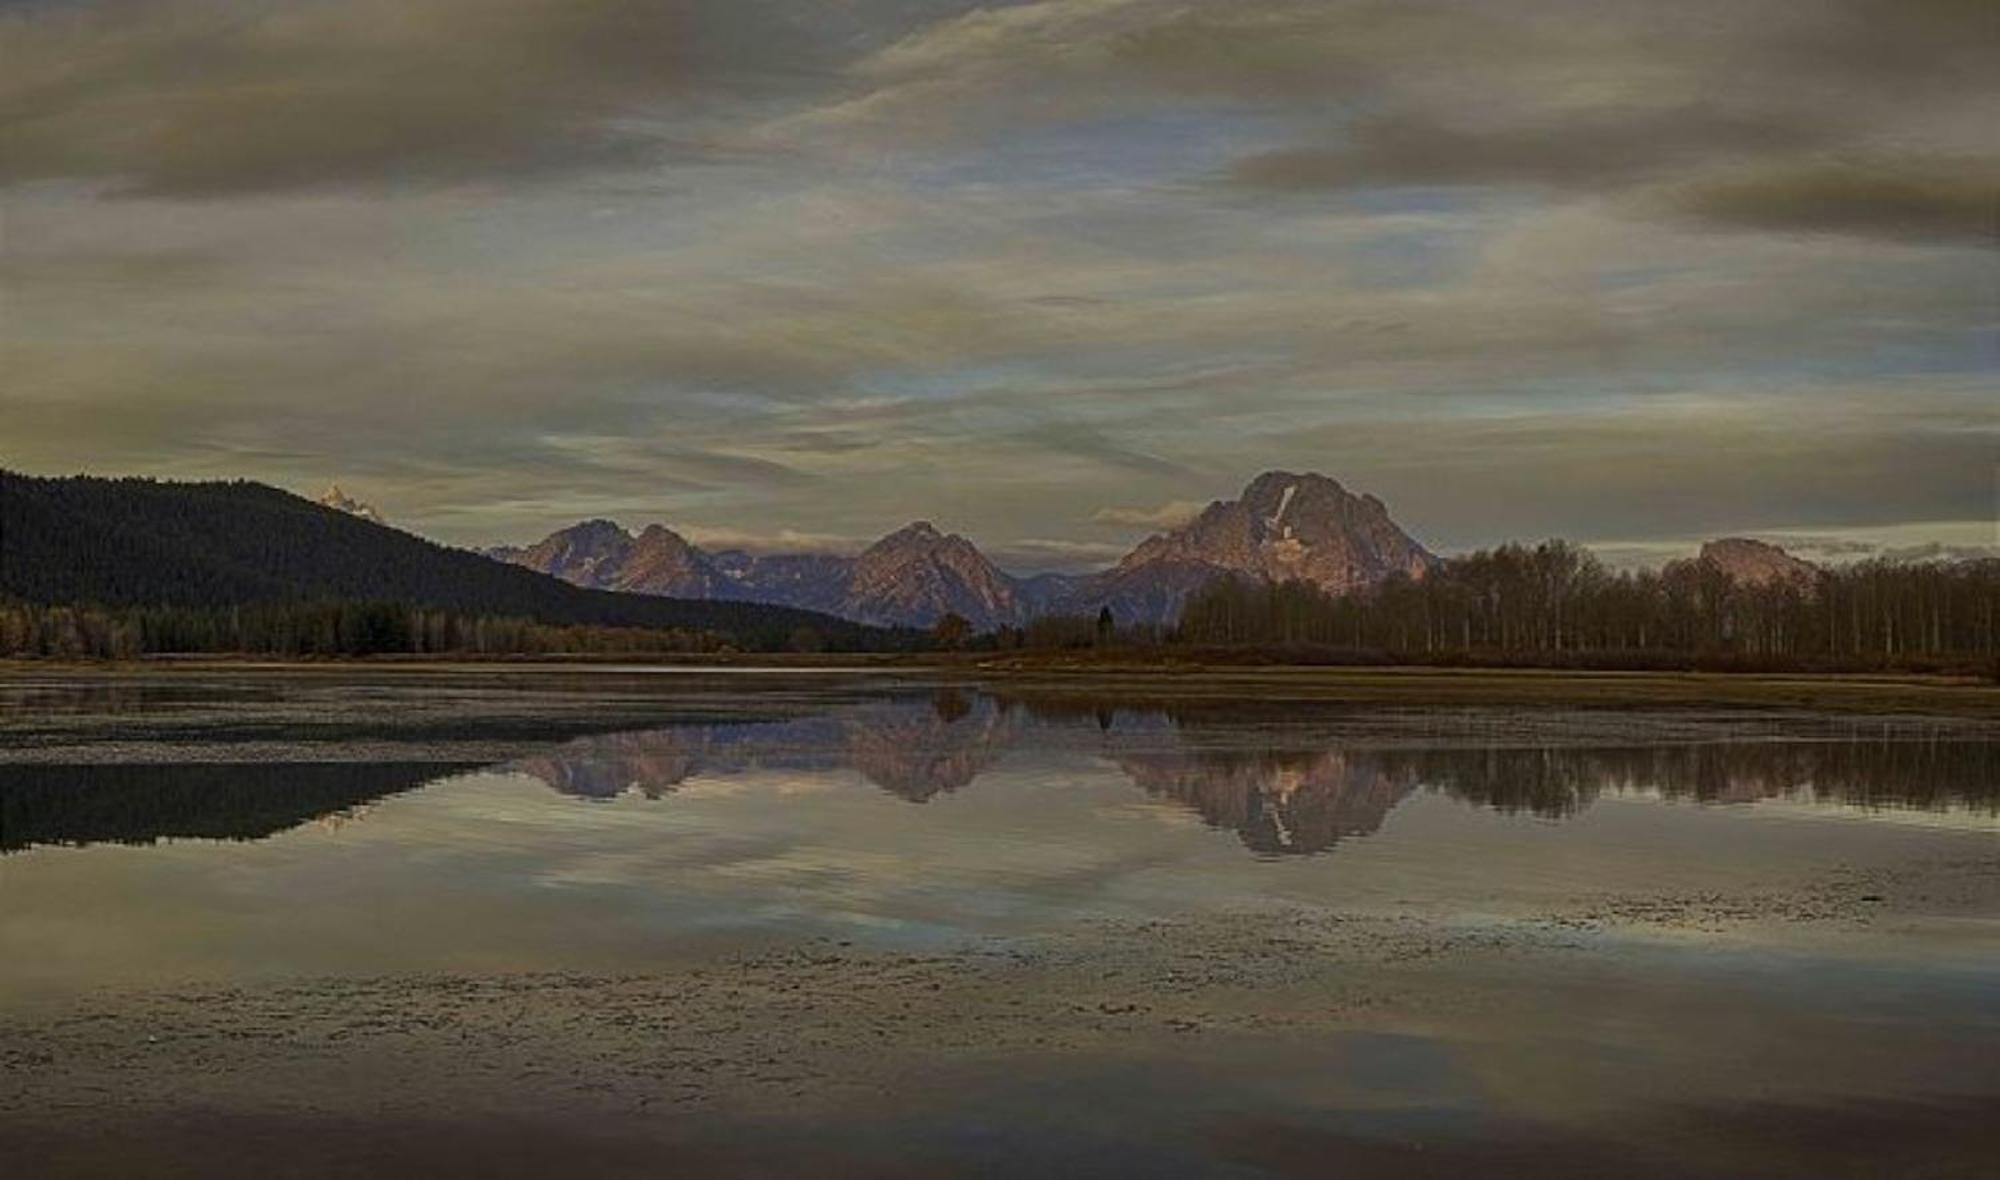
0;471;902;651
5;466;1836;644
492;471;1440;629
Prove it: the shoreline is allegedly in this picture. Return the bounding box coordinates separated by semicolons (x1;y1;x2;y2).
6;853;1996;1177
7;658;1999;718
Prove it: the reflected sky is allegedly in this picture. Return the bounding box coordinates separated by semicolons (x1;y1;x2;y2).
2;684;1994;1002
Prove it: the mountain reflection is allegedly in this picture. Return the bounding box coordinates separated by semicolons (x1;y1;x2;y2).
1112;745;1415;855
513;694;2000;857
7;693;1994;855
513;689;1018;804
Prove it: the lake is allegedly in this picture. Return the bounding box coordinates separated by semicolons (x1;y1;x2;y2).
3;667;1996;1177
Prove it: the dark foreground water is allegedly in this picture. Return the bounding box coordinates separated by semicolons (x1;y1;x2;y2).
2;668;1996;1177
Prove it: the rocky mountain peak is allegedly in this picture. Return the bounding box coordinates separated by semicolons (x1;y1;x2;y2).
510;519;633;588
869;520;947;553
1243;469;1342;506
634;522;695;547
1698;537;1817;588
570;519;631;543
1092;471;1434;621
848;520;1020;629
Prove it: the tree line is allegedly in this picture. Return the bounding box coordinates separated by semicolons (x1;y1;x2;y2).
1174;542;1999;672
0;600;733;659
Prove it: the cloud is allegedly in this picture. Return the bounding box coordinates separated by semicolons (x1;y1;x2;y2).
814;1;1993;133
804;1;1996;248
1263;379;1999;547
1873;542;2000;564
0;0;827;195
1;0;1990;564
1667;161;1999;245
1091;500;1204;529
1012;423;1197;479
1228;108;1833;194
677;526;867;555
984;537;1134;573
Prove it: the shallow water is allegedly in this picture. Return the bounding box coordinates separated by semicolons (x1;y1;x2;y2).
2;669;1997;1176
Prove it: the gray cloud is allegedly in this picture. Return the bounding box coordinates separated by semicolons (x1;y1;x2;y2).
0;0;831;194
1229;108;1834;194
983;537;1133;573
1015;423;1198;480
1266;383;1998;548
1668;161;1998;245
812;1;1996;246
820;1;1994;130
1090;500;1205;529
2;0;1991;561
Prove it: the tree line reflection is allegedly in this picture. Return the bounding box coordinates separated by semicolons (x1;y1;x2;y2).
6;691;1994;855
1;762;476;852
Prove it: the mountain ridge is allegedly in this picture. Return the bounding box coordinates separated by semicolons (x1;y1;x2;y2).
0;471;903;651
495;471;1439;628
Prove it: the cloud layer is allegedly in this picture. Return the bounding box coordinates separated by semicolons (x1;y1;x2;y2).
2;0;1992;567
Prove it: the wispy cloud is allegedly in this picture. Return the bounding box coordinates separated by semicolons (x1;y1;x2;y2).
678;526;868;555
0;0;838;195
1091;500;1206;529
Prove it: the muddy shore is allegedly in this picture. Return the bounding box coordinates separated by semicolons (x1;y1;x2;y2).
5;852;1996;1177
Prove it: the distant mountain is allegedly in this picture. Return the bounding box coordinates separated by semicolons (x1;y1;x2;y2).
315;484;386;525
493;471;1437;628
499;519;1029;629
843;521;1024;630
504;518;1029;628
0;472;900;651
713;550;855;616
499;519;735;599
1072;471;1435;624
1697;538;1818;588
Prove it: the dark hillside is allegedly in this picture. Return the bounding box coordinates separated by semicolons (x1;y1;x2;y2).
0;472;906;650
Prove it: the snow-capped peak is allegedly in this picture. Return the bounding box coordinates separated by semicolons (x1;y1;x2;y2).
316;484;386;525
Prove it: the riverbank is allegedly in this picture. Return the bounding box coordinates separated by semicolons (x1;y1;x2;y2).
7;657;1999;719
5;850;1995;1178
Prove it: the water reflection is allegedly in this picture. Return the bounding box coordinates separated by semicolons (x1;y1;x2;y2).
513;689;1017;804
514;694;1998;855
1112;746;1415;856
0;762;475;852
6;690;1995;856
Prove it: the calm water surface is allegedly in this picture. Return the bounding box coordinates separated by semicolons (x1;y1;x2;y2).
2;670;1996;1176
3;677;1997;987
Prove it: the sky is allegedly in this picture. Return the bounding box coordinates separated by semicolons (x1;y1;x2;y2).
2;0;1994;571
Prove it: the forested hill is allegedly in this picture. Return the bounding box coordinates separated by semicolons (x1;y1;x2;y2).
0;472;904;650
